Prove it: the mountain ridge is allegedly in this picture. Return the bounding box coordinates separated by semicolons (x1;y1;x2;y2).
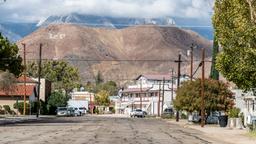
17;24;212;84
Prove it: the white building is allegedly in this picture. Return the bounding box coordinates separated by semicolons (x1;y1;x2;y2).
118;74;190;116
70;90;95;102
232;89;256;125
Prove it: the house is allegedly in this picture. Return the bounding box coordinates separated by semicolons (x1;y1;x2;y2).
232;89;256;125
0;75;52;114
118;74;190;116
0;75;38;112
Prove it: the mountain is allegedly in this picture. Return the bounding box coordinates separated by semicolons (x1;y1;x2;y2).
0;22;37;41
37;13;176;28
17;24;212;84
0;24;21;41
38;13;213;40
0;13;213;42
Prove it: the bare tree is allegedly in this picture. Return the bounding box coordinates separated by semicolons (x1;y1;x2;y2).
0;70;16;95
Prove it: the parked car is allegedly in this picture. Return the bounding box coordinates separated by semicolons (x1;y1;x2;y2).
78;107;87;115
56;107;68;117
68;107;81;116
192;111;220;124
130;109;145;118
163;108;174;115
161;108;174;118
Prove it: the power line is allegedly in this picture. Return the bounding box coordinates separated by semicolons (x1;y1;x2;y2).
0;58;212;62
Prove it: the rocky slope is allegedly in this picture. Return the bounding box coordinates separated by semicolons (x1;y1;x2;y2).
17;24;212;85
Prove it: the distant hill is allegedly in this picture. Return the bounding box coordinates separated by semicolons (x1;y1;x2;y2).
17;24;212;85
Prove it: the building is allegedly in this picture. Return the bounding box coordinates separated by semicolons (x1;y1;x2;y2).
118;74;190;116
70;90;95;102
232;89;256;125
70;89;95;112
0;75;37;112
32;78;51;102
0;75;52;114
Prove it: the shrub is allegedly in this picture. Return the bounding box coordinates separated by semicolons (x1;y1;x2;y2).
13;102;30;115
228;108;240;118
3;105;11;114
181;113;188;119
161;114;174;119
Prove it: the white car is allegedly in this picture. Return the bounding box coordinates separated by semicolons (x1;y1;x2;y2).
130;109;145;118
78;107;87;115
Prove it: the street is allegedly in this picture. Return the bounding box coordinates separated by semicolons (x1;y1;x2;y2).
0;116;228;144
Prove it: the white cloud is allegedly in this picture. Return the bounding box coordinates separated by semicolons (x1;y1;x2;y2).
0;0;213;22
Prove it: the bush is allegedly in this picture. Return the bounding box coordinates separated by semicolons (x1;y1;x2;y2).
13;102;30;115
181;113;188;119
94;108;99;114
228;108;240;118
3;105;11;114
109;107;115;114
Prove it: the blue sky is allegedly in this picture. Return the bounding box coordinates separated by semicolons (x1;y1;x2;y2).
0;0;214;23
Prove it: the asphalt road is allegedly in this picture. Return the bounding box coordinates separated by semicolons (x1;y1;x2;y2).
0;115;227;144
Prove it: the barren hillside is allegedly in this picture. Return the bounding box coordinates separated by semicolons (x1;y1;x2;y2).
17;24;212;85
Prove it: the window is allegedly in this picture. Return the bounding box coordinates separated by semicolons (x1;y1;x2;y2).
150;93;154;97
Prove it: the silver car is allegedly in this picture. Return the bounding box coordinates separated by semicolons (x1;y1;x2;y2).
57;107;68;116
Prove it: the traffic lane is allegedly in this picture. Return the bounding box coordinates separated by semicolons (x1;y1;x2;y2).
0;116;227;144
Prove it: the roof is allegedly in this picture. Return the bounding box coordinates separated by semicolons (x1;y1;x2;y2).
0;85;36;96
136;74;172;81
16;75;38;83
122;88;158;93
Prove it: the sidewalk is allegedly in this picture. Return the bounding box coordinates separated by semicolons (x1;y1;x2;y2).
0;115;55;125
166;119;256;144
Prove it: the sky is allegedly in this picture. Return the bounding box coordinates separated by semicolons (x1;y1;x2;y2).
0;0;214;23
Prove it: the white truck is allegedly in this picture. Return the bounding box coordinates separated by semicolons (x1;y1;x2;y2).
67;100;89;116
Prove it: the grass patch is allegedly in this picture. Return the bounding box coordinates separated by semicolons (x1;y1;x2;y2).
246;131;256;138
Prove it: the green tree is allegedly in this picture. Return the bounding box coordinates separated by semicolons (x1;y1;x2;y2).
27;61;80;94
210;36;220;80
174;79;234;113
95;81;118;96
95;90;110;106
47;91;67;114
0;33;23;76
95;71;104;85
213;0;256;90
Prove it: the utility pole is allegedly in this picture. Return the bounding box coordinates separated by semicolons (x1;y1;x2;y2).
22;43;27;115
36;44;42;118
190;44;194;81
201;48;205;127
175;53;182;122
171;68;174;103
157;81;161;117
162;77;165;113
140;79;142;110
